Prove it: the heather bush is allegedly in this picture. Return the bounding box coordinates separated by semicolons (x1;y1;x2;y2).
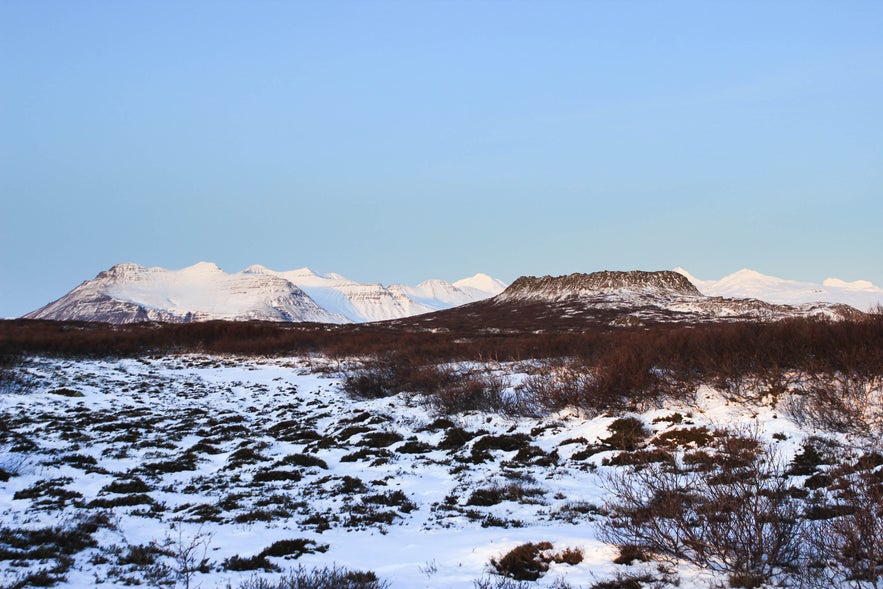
0;512;110;586
589;572;670;589
466;482;545;507
341;355;459;399
234;565;389;588
600;417;650;451
489;541;554;581
472;576;537;589
488;541;583;581
431;371;510;414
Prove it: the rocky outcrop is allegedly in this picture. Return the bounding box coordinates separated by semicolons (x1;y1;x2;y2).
500;271;701;300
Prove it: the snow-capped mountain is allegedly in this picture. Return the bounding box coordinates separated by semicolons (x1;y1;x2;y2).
675;268;883;312
24;263;508;325
24;262;348;324
495;270;861;323
389;274;508;312
453;273;510;301
241;265;504;322
390;270;862;331
239;265;431;322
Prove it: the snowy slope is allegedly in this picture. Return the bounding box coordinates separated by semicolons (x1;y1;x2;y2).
388;274;506;312
676;268;883;311
25;262;347;324
243;265;505;322
25;263;508;324
453;273;509;300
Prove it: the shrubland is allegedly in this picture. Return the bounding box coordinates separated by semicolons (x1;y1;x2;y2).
4;313;883;436
2;311;883;588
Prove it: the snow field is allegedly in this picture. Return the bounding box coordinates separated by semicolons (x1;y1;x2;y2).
0;355;840;588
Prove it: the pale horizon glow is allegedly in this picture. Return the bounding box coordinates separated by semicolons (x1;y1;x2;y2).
2;1;882;317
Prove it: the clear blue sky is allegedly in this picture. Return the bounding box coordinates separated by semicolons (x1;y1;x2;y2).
2;0;882;317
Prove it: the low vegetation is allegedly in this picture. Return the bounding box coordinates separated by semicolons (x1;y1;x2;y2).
4;314;883;430
1;311;882;588
489;542;584;581
234;565;389;589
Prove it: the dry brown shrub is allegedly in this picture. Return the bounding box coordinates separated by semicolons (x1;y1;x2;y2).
789;370;883;437
489;542;583;581
602;430;803;588
805;463;883;588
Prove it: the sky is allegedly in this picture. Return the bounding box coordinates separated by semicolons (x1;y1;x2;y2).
1;1;882;317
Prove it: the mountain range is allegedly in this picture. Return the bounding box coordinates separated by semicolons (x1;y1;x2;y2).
675;268;883;312
387;270;862;331
23;264;880;326
23;262;507;324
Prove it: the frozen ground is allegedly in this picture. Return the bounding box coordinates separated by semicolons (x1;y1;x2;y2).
0;355;835;588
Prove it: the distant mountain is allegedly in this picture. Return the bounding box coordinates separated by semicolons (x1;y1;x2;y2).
388;270;862;332
391;274;509;311
239;265;427;323
452;274;510;301
240;265;505;322
26;265;872;328
675;268;883;312
24;262;348;324
24;263;508;324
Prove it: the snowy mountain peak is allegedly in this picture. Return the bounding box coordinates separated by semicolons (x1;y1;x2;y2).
26;263;507;324
25;262;347;325
678;268;883;311
418;278;449;287
99;262;148;280
415;279;459;294
290;267;323;278
454;273;508;295
731;268;768;279
714;268;788;288
181;261;224;274
388;279;473;313
241;264;273;275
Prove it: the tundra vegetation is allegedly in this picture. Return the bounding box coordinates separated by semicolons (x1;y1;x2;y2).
0;311;881;588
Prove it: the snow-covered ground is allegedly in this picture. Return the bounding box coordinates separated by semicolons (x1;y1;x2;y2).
0;355;858;588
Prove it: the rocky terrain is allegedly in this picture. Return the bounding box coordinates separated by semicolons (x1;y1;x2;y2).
390;270;862;332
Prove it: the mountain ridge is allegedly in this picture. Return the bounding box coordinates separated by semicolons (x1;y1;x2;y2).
500;270;701;301
675;268;883;311
24;262;507;325
25;262;347;325
386;270;863;332
23;265;875;327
